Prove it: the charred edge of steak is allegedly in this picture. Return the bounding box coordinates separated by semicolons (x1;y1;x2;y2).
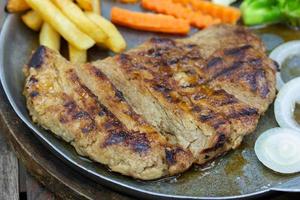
149;37;176;46
202;133;227;153
29;91;39;98
29;76;38;84
103;130;151;153
165;147;184;166
28;46;46;68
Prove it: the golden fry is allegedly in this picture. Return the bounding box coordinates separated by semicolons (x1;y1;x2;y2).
52;0;107;44
69;43;87;64
39;23;61;52
6;0;30;13
25;0;95;50
21;10;43;31
85;12;126;53
75;0;92;11
91;0;101;15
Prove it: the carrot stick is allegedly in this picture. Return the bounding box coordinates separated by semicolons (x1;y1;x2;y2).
111;7;190;35
175;0;241;24
141;0;220;29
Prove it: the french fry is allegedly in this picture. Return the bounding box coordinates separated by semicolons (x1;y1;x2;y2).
75;0;92;11
69;44;87;64
91;0;101;15
25;0;95;50
85;12;126;53
6;0;30;13
51;0;107;44
21;10;43;31
39;23;61;52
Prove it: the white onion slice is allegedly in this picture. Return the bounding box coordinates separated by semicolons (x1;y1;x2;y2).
274;77;300;132
255;128;300;174
212;0;237;6
269;41;300;91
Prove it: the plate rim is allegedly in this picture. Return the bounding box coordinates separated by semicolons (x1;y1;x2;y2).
0;14;278;200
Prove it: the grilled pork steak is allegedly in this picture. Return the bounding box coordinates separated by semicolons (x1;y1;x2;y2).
23;47;193;180
92;24;276;164
24;24;276;179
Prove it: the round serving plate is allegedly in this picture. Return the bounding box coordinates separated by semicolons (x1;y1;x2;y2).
1;1;300;199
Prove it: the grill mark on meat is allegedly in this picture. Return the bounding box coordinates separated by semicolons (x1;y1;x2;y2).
115;90;125;101
91;65;106;78
28;46;46;68
153;84;172;94
228;108;258;119
103;130;150;153
62;99;96;133
64;101;77;113
224;45;252;56
199;113;215;122
104;119;122;130
104;130;128;146
72;111;90;120
29;91;39;98
212;61;244;79
118;53;131;65
256;69;270;98
165;147;184;165
207;57;223;68
202;134;227;153
212;120;227;130
98;106;108;116
215;134;226;149
81;123;96;133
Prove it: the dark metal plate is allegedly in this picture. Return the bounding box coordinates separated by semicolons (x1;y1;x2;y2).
1;1;300;199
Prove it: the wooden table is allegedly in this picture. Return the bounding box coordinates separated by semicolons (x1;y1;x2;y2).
0;1;300;199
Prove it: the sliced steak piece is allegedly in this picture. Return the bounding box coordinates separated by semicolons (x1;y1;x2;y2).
23;46;193;180
92;24;276;164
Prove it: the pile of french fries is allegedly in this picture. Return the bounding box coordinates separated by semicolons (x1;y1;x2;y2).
6;0;126;63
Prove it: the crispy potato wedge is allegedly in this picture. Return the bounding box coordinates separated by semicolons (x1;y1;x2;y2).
39;23;61;52
91;0;101;15
85;12;126;53
69;43;87;63
52;0;107;44
26;0;95;50
21;10;43;31
6;0;30;13
75;0;92;11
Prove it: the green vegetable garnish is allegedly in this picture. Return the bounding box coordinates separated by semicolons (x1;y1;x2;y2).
241;0;300;28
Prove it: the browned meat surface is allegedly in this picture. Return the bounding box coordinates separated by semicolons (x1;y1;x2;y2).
23;24;276;179
23;47;193;180
93;24;276;164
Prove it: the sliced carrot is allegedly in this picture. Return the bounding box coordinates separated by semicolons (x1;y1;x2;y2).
185;0;241;24
111;7;190;35
141;0;220;29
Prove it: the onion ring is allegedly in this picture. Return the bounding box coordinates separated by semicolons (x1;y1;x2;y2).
269;41;300;90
